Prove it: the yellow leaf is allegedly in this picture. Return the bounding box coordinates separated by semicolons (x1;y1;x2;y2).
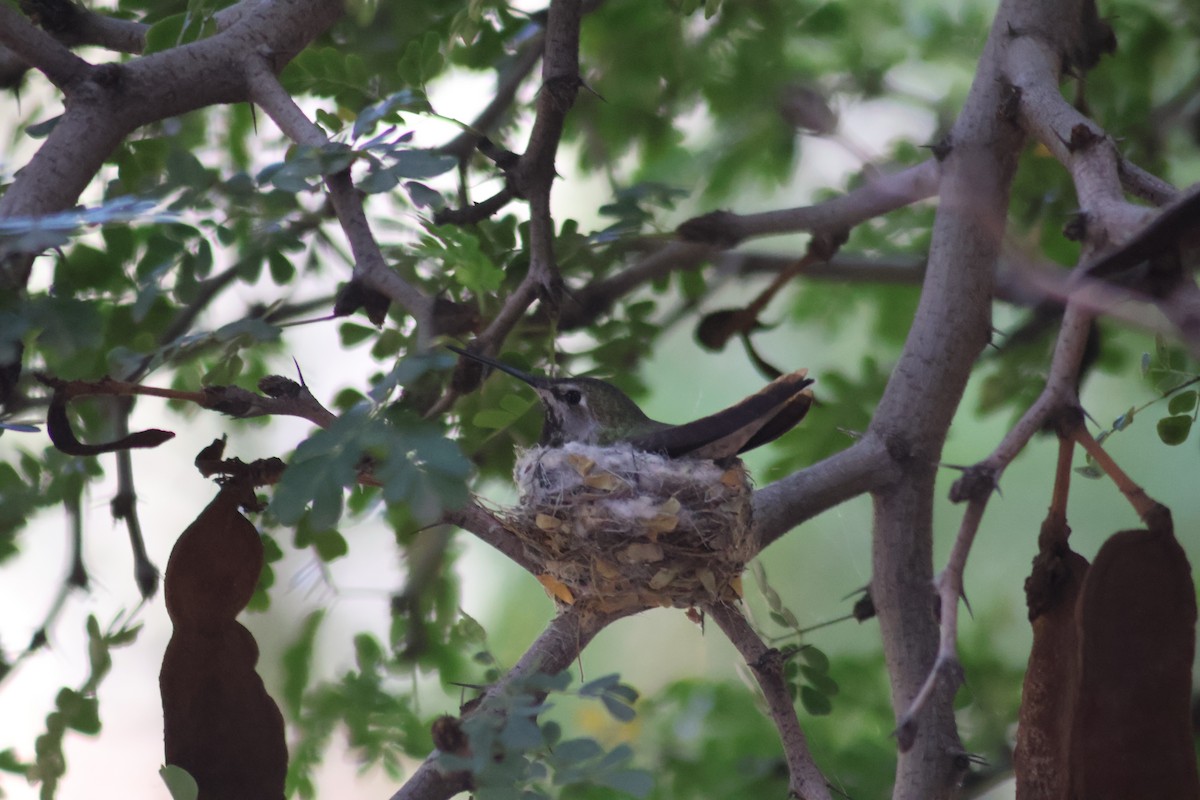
594;559;621;579
648;568;677;590
536;573;575;604
620;542;664;563
583;470;622;490
566;453;595;476
535;513;562;531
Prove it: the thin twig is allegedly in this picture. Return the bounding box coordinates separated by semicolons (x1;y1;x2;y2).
1070;423;1157;519
110;399;160;599
898;300;1098;729
676;159;941;247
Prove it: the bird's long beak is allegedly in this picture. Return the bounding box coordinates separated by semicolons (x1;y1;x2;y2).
446;344;551;389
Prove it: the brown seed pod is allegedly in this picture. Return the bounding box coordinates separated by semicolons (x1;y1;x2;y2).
1068;515;1199;799
160;480;286;799
1014;513;1089;800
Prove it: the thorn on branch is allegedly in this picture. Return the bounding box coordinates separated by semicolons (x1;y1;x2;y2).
928;133;954;161
433;187;515;226
540;73;583;113
430;714;471;757
852;588;876;621
750;647;784;676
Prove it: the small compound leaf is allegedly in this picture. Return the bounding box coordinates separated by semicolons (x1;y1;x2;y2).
1157;415;1192;446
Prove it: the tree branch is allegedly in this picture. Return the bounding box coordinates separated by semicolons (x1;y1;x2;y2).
677;159;941;247
1;0;343;285
506;0;581;306
442;501;539;575
708;601;831;800
1007;34;1155;245
855;0;1078;794
752;437;896;552
389;605;628;800
244;55;436;337
434;26;546;162
0;3;90;90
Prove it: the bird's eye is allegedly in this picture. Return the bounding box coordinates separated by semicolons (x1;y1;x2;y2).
563;389;583;405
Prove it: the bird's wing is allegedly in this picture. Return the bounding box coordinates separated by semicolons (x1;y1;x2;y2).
627;370;814;460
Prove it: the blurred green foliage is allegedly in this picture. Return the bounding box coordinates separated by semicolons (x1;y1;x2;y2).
1;0;1198;797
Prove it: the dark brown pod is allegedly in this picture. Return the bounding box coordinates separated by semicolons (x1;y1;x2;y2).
1014;517;1089;800
1068;517;1199;800
163;484;263;633
160;481;286;799
161;624;286;800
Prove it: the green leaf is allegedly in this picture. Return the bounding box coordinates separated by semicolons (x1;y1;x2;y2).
799;685;833;715
340;322;376;346
601;693;637;722
1167;390;1197;415
282;610;325;718
143;14;187;54
1157;414;1192;445
160;765;200;800
598;768;654;797
800;665;839;696
800;646;830;673
312;529;349;561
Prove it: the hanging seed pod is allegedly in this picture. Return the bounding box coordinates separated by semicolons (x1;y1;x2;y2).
160;482;287;800
1014;513;1089;800
1068;511;1199;800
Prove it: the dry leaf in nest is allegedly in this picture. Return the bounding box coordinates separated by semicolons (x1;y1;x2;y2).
507;443;754;611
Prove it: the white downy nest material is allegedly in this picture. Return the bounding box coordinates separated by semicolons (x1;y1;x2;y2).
505;443;754;613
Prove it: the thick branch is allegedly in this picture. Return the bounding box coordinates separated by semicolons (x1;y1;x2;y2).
752;437;896;552
1;0;343;285
858;1;1078;795
443;501;539;575
0;3;90;89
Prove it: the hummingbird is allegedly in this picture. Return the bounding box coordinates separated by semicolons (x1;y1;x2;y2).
448;345;815;461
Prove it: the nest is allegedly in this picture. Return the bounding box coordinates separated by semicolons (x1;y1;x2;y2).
504;443;754;614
